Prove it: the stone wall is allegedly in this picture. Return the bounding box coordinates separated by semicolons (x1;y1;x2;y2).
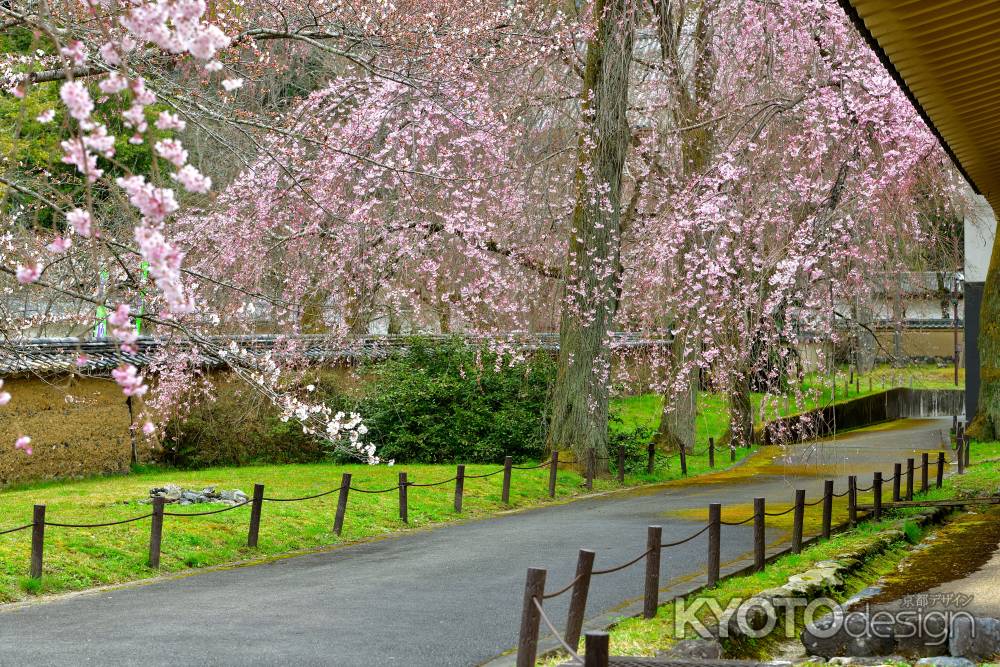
0;376;136;487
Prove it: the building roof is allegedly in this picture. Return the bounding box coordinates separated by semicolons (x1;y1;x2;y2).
0;333;665;377
838;0;1000;212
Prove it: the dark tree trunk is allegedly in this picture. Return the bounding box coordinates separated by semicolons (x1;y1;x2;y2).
548;0;634;478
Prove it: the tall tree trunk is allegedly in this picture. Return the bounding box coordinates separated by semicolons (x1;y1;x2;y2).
547;0;634;478
729;376;754;447
970;233;1000;440
655;366;696;453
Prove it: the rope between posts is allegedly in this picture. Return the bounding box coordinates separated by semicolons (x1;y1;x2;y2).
263;486;345;502
464;468;506;480
407;477;458;488
804;496;826;506
0;523;32;536
592;547;654;575
765;505;796;517
832;490;850;498
511;460;550;470
542;573;584;600
46;513;153;528
533;597;583;664
350;483;402;494
660;523;711;547
720;515;755;526
856;484;874;493
164;501;251;517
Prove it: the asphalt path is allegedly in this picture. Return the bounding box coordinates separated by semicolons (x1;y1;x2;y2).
0;418;950;666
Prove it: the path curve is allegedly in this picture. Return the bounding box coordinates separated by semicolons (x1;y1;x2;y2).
0;418;950;666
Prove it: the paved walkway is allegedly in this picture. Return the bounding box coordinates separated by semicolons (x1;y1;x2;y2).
0;419;950;666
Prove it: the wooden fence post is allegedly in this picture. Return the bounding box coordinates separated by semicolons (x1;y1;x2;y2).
643;525;662;619
906;458;914;501
398;472;408;523
30;504;45;579
617;445;625;484
709;437;715;468
892;463;902;502
873;472;883;521
679;444;688;477
937;451;945;488
957;440;966;475
646;441;655;474
921;453;929;494
952;414;958;435
247;483;264;548
753;497;765;572
502;456;513;504
965;436;972;467
516;567;546;667
148;496;165;568
730;444;736;463
707;503;721;586
791;489;805;554
821;480;833;539
454;465;465;513
584;632;610;667
565;549;595;652
847;476;857;527
334;473;351;536
957;422;964;448
549;451;559;498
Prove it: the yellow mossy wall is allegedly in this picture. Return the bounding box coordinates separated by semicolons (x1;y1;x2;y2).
0;376;135;487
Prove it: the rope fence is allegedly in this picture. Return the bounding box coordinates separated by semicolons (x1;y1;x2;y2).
515;439;964;667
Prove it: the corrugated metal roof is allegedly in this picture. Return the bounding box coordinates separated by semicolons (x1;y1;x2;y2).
840;0;1000;212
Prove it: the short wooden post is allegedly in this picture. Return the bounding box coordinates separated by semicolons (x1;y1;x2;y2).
333;473;351;535
847;476;857;527
855;378;860;394
868;377;872;392
957;440;966;474
964;436;972;467
937;451;945;488
921;453;929;494
148;496;165;568
709;437;715;468
398;472;408;523
873;472;883;521
454;464;465;512
643;525;662;619
753;497;765;572
821;480;833;539
679;444;688;477
584;632;610;667
564;549;595;651
585;464;593;491
906;458;914;501
502;456;513;504
791;489;805;553
952;415;958;434
30;504;45;579
730;444;736;463
247;483;264;548
707;503;721;586
617;445;625;484
516;567;546;667
646;441;655;474
892;463;902;502
548;451;559;498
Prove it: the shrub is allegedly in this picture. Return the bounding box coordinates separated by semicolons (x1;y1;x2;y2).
161;371;348;469
347;338;555;464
